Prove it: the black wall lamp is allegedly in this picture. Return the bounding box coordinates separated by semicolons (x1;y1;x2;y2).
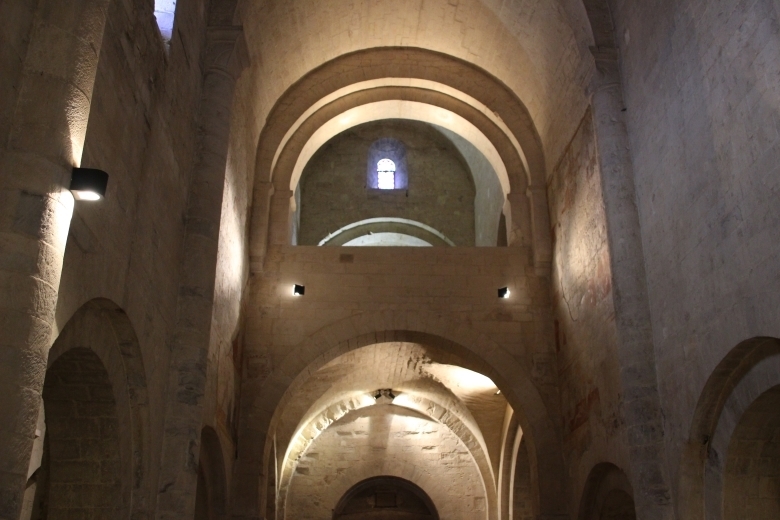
498;287;511;299
292;284;305;296
70;167;109;201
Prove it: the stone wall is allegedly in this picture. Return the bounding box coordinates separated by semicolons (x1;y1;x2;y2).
547;109;630;513
238;245;568;518
298;119;476;246
41;348;123;519
40;0;228;513
611;0;780;500
286;405;486;519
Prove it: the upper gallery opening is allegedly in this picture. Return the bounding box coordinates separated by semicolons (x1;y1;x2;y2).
295;119;509;247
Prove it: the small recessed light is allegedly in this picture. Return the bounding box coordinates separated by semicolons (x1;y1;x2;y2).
495;389;501;396
292;284;305;296
70;167;108;201
498;287;511;299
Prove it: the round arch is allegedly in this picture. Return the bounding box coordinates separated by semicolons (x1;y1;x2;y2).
287;99;510;196
263;84;536;251
254;48;545;187
679;337;780;520
308;460;459;519
319;218;455;247
276;381;498;519
237;311;567;520
250;48;552;264
578;463;636;520
334;476;440;519
45;298;150;518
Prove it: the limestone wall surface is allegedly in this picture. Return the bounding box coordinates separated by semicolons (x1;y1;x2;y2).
238;245;567;518
34;0;233;513
247;246;554;399
547;109;629;515
285;405;486;520
612;0;780;501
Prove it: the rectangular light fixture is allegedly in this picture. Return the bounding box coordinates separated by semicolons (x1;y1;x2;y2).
498;287;510;299
70;167;109;201
293;284;305;296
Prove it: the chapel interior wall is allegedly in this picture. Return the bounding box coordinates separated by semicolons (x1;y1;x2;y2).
547;108;631;516
44;0;233;506
611;0;780;499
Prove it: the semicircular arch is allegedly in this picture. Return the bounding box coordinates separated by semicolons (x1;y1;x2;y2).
288;99;510;196
254;47;546;190
239;311;566;519
679;337;780;520
47;298;150;519
259;83;543;254
277;389;498;519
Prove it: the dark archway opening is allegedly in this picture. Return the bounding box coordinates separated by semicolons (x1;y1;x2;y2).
723;385;780;520
333;476;439;520
35;347;123;518
513;438;534;520
579;463;636;520
194;426;227;520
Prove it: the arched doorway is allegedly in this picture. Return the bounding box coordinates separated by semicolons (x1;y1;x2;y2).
194;426;228;520
18;299;150;520
37;347;125;518
723;385;780;519
333;476;439;519
579;463;636;520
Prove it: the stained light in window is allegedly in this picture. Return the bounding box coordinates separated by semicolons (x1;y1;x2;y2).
377;158;396;190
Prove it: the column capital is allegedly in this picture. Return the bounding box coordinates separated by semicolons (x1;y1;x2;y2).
205;25;249;79
588;46;621;94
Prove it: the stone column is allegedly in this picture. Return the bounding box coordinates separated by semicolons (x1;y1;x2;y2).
267;190;294;247
0;1;109;517
249;182;275;273
527;184;553;272
154;26;248;519
590;49;675;520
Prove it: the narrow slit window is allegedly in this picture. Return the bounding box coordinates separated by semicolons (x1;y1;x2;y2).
154;0;177;47
377;158;396;190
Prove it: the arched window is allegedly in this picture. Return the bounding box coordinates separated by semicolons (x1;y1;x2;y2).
366;138;407;190
377;158;396;190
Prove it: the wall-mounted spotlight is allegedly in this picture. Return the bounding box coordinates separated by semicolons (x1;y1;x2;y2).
498;287;511;299
70;167;109;201
292;284;305;296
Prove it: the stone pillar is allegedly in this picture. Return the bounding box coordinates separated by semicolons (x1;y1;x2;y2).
590;49;675;520
155;26;248;519
506;192;529;249
249;182;274;273
527;184;552;272
267;189;294;247
0;1;108;517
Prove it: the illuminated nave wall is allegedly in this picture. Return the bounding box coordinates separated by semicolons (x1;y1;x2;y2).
1;0;779;519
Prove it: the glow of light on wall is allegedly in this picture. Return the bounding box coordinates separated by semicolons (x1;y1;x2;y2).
221;178;245;289
283;392;377;480
423;364;498;394
66;94;93;166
